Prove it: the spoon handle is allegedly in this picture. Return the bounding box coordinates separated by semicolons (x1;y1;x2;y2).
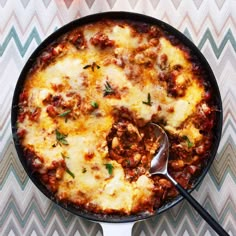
166;173;229;236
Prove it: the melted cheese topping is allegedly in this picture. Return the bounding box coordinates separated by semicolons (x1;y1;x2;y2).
18;20;206;214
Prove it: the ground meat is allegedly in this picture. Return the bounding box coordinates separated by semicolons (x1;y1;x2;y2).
68;30;87;49
107;115;159;182
90;32;114;49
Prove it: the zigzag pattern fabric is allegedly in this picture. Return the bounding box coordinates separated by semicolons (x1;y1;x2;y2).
0;0;235;235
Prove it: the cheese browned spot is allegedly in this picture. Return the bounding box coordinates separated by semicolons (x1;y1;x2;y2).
17;19;216;215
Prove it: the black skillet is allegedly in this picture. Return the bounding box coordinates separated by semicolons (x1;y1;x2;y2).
11;11;223;235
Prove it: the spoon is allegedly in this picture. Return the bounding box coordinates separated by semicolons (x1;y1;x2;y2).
149;123;229;236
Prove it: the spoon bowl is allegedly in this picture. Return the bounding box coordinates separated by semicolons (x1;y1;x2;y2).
149;123;169;175
149;123;229;236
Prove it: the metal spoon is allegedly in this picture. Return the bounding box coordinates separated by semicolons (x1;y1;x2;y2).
149;123;229;236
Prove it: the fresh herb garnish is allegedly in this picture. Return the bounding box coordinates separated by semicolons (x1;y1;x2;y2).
66;167;75;178
83;62;100;71
142;93;152;106
55;129;69;145
83;64;91;69
91;101;99;108
58;110;71;122
105;163;114;175
61;152;69;159
82;167;87;173
126;159;131;166
183;135;193;148
94;63;100;70
58;109;71;117
103;81;114;96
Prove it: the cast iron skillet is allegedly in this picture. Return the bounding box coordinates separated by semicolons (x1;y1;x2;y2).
11;11;223;233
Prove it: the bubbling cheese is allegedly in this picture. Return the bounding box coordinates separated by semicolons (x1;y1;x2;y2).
17;19;212;216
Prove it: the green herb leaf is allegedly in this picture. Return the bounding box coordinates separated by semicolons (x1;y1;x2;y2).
60;139;69;145
126;159;131;166
82;167;87;173
66;167;75;178
55;129;69;145
83;65;91;69
58;110;71;117
61;152;69;159
105;163;114;175
183;135;193;148
91;101;99;108
142;93;152;106
83;62;100;71
103;81;114;96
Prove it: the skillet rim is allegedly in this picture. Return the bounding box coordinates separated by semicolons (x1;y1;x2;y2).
11;11;223;223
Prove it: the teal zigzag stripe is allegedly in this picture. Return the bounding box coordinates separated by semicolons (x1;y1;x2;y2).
0;119;11;146
0;165;29;190
1;197;234;230
0;27;41;57
221;118;236;139
0;199;74;228
0;27;235;58
184;28;236;58
198;29;236;59
142;199;235;227
133;200;235;236
209;166;236;190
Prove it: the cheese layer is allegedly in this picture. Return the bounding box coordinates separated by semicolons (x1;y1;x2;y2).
18;20;206;214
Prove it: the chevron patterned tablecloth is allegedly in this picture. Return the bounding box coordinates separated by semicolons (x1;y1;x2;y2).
0;0;235;235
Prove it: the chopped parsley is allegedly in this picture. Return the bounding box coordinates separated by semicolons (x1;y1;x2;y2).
105;163;114;175
183;135;193;148
82;167;87;173
103;81;114;96
142;93;152;106
55;129;69;145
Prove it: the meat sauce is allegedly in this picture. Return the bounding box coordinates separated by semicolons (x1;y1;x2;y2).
16;19;217;215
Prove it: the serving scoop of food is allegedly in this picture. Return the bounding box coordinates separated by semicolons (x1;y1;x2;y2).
149;123;228;236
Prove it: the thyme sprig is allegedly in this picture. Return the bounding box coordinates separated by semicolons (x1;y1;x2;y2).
66;167;75;178
83;62;100;71
58;109;71;123
58;110;71;117
103;81;114;96
142;93;152;106
105;163;114;175
61;152;69;159
183;135;193;148
55;129;69;146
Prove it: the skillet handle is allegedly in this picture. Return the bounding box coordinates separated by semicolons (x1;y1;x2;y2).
166;173;229;236
99;222;134;236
